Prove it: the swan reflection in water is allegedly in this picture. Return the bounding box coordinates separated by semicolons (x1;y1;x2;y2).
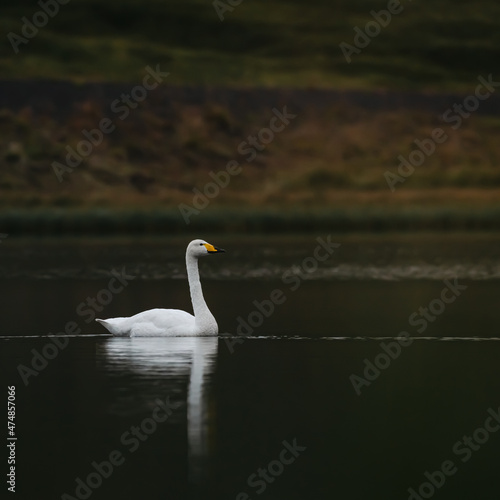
98;336;218;493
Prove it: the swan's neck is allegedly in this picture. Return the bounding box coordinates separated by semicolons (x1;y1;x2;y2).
186;255;216;332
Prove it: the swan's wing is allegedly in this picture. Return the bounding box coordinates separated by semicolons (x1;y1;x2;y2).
131;308;196;336
97;308;196;336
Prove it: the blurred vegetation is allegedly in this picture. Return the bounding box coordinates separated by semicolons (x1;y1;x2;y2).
2;0;500;231
0;101;500;208
1;0;500;90
1;100;500;213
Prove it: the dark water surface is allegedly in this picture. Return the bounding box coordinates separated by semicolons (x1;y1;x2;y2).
2;233;500;499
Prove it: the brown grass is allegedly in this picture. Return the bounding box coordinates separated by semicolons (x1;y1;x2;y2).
2;99;500;211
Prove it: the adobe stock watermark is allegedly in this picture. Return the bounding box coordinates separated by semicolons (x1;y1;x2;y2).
61;394;181;500
213;0;244;21
235;438;306;500
339;0;409;63
407;405;500;500
178;106;297;225
52;65;169;182
350;278;467;396
385;74;500;192
17;268;135;386
7;0;70;54
225;236;340;354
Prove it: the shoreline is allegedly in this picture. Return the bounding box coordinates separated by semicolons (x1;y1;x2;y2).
1;205;500;235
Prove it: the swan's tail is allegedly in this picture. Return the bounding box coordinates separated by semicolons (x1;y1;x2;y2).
95;318;129;336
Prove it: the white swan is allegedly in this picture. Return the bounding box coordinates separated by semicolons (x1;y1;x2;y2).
95;239;225;336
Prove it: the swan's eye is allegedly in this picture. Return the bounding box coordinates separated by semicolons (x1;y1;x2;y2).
199;243;203;246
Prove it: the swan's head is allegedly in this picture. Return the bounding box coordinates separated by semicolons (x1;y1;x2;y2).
188;239;226;258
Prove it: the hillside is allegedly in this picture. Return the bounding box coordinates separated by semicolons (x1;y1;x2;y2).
1;82;500;216
2;1;500;231
2;0;500;90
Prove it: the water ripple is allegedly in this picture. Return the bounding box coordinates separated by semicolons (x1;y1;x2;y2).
2;262;500;281
2;235;500;281
2;334;500;341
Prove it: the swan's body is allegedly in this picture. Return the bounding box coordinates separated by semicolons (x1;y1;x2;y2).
96;239;225;337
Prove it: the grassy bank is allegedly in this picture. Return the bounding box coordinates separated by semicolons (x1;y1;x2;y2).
2;94;500;214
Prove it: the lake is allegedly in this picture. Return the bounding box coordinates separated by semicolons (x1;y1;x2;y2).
2;232;500;500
